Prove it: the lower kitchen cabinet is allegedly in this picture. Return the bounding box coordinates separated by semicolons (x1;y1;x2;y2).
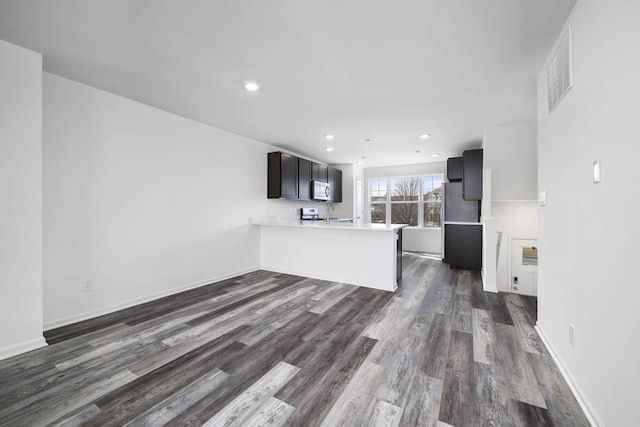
396;228;403;282
444;223;482;271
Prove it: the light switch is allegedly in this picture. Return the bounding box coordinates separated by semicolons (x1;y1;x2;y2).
539;190;547;207
593;160;601;183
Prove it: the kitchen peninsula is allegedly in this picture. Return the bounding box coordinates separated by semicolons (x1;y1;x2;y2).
253;221;405;291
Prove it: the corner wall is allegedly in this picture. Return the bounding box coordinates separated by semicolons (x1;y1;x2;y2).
537;1;640;424
0;40;45;359
42;73;314;329
483;122;538;292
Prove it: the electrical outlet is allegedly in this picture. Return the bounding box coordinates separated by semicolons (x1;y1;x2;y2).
235;251;240;260
82;279;93;293
569;323;576;347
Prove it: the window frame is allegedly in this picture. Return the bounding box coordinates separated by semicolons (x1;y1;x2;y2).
368;173;443;228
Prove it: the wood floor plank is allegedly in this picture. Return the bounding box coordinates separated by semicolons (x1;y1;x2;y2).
474;361;516;426
308;284;358;314
375;319;430;407
238;396;296;427
527;352;591;426
493;323;547;409
320;361;386;427
452;293;473;334
472;308;497;365
419;313;453;380
202;362;300;427
1;369;137;426
362;296;404;340
486;291;515;326
123;368;229;426
505;293;547;355
237;297;317;346
91;338;247;426
366;399;403;427
438;330;477;427
398;373;443;427
277;335;378;427
50;403;102;427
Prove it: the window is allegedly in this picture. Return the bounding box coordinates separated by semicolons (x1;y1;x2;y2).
370;178;387;224
369;174;443;227
423;175;443;227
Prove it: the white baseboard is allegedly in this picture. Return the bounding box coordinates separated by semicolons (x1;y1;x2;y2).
0;336;48;361
43;267;259;331
481;270;499;293
535;323;604;427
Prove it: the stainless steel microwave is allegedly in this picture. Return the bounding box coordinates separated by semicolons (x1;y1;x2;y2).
312;180;331;200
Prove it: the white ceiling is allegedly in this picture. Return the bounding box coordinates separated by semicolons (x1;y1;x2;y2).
0;0;575;167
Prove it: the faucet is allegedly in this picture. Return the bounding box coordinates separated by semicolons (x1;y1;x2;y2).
326;201;335;223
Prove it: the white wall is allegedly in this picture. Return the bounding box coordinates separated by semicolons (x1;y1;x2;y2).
484;122;538;201
331;163;354;219
491;202;538;292
482;122;538;292
0;40;46;359
364;161;446;254
42;73;316;328
537;1;640;425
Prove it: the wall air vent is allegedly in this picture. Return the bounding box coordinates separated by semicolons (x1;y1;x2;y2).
547;27;573;113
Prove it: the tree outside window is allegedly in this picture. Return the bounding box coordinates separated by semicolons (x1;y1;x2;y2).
369;174;443;227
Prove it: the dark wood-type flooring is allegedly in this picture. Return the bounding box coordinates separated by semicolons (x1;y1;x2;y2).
0;253;590;426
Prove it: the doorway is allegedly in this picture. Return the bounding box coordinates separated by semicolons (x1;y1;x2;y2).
510;238;538;296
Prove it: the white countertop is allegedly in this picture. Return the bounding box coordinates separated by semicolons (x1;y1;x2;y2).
252;220;407;232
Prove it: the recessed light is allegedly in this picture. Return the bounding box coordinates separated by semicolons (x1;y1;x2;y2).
365;139;372;143
325;134;336;140
419;133;431;140
244;81;261;91
416;150;421;154
325;147;335;152
432;153;440;157
355;160;363;164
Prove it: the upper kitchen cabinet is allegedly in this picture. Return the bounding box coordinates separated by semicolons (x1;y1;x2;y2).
268;152;298;199
298;158;312;200
447;157;463;182
312;162;328;182
462;149;483;201
328;167;342;202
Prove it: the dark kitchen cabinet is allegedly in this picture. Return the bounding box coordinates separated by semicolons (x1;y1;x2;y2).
298;158;312;200
312;163;328;182
444;182;479;222
444;224;482;271
447;157;463;182
396;228;403;282
462;149;483;201
268;152;298;199
328;167;343;202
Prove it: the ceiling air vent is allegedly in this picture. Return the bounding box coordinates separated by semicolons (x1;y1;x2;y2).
547;27;572;113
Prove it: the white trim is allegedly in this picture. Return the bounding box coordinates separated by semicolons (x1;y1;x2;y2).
43;267;259;330
509;237;537;296
535;323;604;427
491;199;538;203
0;336;48;361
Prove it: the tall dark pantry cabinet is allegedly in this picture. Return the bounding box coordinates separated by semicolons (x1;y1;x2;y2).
443;149;483;271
